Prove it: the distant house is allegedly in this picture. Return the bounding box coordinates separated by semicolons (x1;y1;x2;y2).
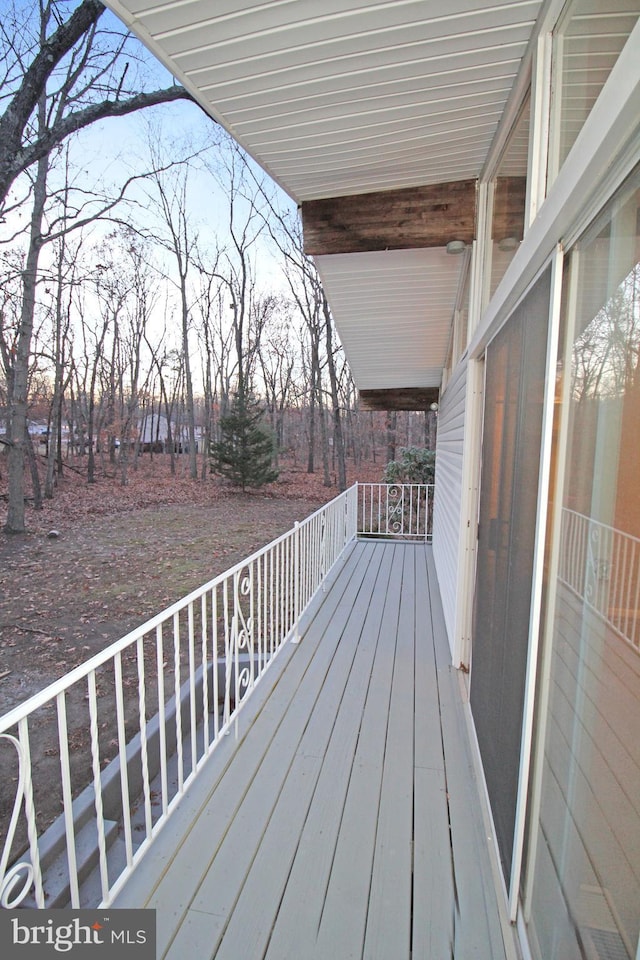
136;414;201;453
0;419;48;450
137;414;171;452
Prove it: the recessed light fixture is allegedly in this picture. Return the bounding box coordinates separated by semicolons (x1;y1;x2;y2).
446;240;467;255
497;236;519;252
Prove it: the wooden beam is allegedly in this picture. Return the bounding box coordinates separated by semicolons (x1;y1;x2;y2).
359;388;439;412
302;180;477;256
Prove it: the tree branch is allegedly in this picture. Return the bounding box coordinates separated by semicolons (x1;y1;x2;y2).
0;1;201;208
10;86;196;201
0;0;106;204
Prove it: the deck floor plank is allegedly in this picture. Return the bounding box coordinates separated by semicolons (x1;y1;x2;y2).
114;541;514;960
412;545;456;957
263;544;398;960
166;542;380;958
362;544;416;958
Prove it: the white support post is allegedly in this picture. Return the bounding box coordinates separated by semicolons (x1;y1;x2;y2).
292;521;301;644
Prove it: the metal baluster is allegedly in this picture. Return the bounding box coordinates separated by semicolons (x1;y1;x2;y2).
155;623;168;817
0;726;43;908
114;653;134;867
201;593;210;755
172;613;184;793
136;636;153;840
56;691;80;907
87;670;110;903
212;587;220;741
187;603;197;778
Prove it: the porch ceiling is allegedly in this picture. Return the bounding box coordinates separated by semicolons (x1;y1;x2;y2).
106;0;545;403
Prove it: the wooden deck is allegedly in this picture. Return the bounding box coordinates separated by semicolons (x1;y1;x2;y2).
114;540;518;959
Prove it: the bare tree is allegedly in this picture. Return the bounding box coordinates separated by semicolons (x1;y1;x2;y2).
114;233;157;484
258;298;298;467
148;164;200;478
206;140;272;404
320;291;347;490
4;75;49;530
75;269;125;482
259;201;348;488
43;231;79;498
195;252;226;477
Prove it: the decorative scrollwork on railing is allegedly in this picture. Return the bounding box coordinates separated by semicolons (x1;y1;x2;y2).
232;567;254;704
386;485;405;534
0;734;35;908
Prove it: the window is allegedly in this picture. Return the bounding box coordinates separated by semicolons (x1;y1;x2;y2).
548;0;640;184
488;97;530;301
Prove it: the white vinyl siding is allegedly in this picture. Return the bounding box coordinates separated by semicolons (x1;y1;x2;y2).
432;357;468;653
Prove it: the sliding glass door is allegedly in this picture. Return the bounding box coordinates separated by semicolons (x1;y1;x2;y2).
471;269;551;886
525;170;640;960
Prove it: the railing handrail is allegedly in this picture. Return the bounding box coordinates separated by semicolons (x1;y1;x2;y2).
0;486;356;734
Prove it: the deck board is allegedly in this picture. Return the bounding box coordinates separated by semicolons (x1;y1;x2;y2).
363;544;415;959
413;545;455;957
164;542;379;957
114;541;516;959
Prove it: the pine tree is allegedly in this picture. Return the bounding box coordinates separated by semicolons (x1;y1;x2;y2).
209;393;279;491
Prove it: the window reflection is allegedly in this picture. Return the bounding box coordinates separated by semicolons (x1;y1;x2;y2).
549;0;639;182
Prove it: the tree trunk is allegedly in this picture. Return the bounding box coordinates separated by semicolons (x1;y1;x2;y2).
323;297;346;491
182;285;198;479
25;432;42;510
386;410;397;463
4;109;48;533
318;394;331;488
45;243;67;500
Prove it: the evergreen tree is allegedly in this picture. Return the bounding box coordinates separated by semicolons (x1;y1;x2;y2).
209;393;279;490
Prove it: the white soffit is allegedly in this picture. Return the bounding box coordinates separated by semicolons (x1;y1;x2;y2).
314;249;463;390
106;0;543;201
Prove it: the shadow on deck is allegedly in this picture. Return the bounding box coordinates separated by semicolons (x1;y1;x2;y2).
113;539;518;959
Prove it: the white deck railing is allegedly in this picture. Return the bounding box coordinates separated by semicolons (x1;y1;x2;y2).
0;481;433;911
0;485;358;910
356;482;434;541
559;508;640;651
